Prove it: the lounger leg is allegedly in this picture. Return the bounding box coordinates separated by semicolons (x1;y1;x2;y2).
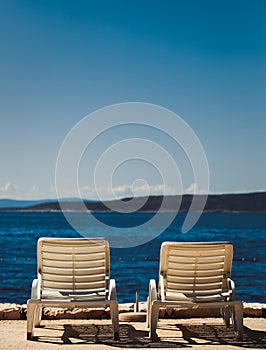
233;302;243;340
35;306;42;327
146;296;150;328
27;303;36;340
110;303;119;341
149;304;160;340
221;306;231;328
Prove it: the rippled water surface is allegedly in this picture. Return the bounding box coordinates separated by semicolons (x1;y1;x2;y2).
0;212;265;304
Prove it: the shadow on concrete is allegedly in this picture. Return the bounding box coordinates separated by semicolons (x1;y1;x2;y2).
34;322;266;348
176;323;266;348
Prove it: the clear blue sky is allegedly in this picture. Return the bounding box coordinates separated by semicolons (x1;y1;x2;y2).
0;0;265;200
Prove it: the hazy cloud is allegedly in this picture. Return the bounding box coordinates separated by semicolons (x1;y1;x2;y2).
31;185;40;192
80;183;179;200
0;183;59;200
185;182;207;194
0;181;209;200
0;182;21;199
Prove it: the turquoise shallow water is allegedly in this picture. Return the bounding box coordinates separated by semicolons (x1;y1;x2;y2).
0;212;265;304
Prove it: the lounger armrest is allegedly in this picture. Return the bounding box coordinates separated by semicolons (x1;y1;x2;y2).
228;278;236;300
158;274;165;300
148;279;157;303
108;279;117;301
31;278;41;300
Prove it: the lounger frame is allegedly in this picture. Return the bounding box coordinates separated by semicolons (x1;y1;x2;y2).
147;241;243;340
27;238;119;340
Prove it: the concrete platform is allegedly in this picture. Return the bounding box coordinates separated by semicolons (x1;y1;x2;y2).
0;317;265;349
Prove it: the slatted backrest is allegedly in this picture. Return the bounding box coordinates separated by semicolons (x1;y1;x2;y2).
159;242;233;299
37;238;110;299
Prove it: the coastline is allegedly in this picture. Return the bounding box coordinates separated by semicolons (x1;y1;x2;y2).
1;302;265;320
1;192;266;213
1;209;266;213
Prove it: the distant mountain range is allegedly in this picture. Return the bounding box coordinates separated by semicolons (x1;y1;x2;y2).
0;197;97;209
1;192;266;212
0;199;51;209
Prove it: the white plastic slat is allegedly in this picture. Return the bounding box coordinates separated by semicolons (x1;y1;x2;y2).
167;275;223;285
168;244;226;250
193;296;226;302
168;261;224;271
42;252;106;262
167;268;224;278
167;243;227;249
166;286;223;296
41;290;106;300
42;258;105;268
165;292;225;302
196;257;225;264
42;273;106;283
167;281;223;291
42;280;106;290
168;248;225;258
41;239;106;246
42;244;106;254
168;255;225;264
42;266;106;276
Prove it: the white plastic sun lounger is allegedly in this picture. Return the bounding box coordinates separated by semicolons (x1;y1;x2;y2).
147;241;243;340
27;238;119;340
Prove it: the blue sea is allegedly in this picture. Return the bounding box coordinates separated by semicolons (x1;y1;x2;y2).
0;212;265;304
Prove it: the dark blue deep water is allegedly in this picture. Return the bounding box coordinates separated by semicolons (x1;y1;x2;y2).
0;212;265;304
